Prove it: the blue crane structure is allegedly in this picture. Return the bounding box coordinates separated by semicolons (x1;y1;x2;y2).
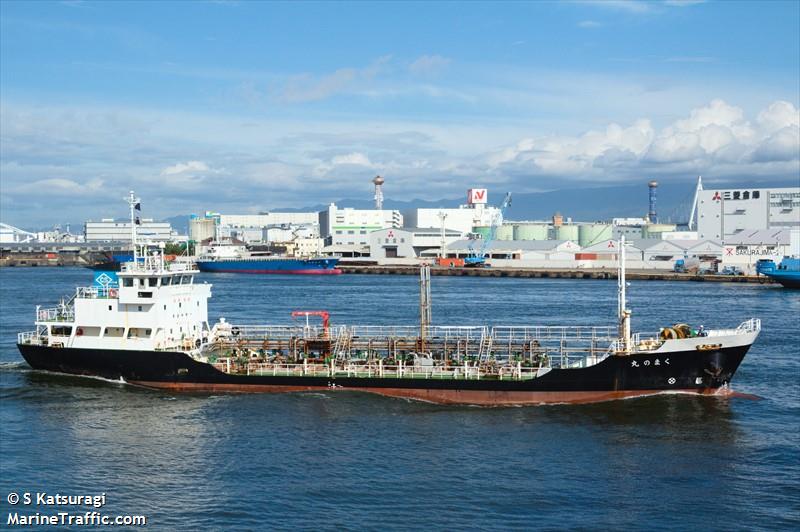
465;192;513;267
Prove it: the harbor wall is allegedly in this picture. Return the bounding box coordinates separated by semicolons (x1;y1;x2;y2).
338;264;771;283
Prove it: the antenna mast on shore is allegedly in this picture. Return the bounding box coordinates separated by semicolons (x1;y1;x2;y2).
437;211;448;258
688;176;703;230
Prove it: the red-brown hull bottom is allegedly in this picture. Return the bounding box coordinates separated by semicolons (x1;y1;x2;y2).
129;381;731;405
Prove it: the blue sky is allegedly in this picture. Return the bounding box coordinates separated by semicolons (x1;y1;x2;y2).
1;0;798;227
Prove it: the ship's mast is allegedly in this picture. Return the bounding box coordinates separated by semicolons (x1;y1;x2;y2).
419;263;432;352
617;236;631;353
127;190;140;263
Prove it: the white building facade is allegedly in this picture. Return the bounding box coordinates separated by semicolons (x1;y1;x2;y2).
369;227;462;260
85;219;175;242
319;204;403;246
697;186;800;241
404;205;501;235
217;212;318;227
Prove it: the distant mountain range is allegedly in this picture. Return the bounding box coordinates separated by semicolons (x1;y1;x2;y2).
164;178;798;234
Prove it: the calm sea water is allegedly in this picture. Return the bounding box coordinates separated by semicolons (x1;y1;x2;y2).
1;268;798;530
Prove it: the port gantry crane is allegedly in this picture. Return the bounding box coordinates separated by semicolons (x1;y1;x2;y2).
465;192;512;267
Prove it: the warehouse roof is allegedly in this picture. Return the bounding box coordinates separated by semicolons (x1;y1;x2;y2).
445;239;578;252
724;229;791;245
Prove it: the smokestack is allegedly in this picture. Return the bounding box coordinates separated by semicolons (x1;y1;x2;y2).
648;181;658;224
372;175;385;210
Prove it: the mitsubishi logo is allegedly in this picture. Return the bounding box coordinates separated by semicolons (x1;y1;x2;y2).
712;191;721;202
607;241;615;248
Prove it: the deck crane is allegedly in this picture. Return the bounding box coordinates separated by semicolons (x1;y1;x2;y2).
465;192;512;267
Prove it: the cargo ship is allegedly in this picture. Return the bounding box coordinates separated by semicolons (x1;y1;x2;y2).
16;193;760;404
756;257;800;288
195;242;341;275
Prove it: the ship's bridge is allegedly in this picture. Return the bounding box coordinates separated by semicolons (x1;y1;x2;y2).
27;252;213;353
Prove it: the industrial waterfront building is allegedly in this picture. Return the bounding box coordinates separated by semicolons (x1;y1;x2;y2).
84;219;176;243
696;186;800;241
368;227;463;260
319;203;403;247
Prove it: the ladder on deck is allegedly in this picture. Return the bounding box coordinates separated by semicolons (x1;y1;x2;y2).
332;327;352;360
478;334;493;362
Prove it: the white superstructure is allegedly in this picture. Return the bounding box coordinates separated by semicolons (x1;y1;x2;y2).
26;252;212;354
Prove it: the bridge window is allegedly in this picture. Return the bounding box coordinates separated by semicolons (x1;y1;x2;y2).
122;278;134;287
50;326;72;336
148;277;159;287
78;326;101;337
162;277;172;286
104;327;125;338
127;327;152;339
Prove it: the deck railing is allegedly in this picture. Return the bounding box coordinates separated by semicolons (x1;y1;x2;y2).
36;306;74;322
17;331;45;345
239;360;556;380
75;286;116;299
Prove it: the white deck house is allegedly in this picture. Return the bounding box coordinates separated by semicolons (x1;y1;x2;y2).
28;254;212;353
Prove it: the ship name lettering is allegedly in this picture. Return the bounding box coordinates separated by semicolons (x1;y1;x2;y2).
631;360;639;367
654;359;660;365
643;360;650;366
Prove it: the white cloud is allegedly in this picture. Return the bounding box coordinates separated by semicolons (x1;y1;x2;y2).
663;0;706;6
409;55;451;75
575;0;652;13
277;56;391;103
488;99;799;179
1;98;797;228
331;152;373;166
757;100;800;131
161;161;211;176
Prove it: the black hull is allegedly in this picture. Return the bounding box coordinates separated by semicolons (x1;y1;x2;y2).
17;344;750;405
86;261;122;272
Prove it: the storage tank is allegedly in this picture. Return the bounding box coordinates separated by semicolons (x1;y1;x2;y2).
472;226;491;239
513;223;549;241
189;217;216;243
642;223;677;239
579;224;612;247
495;224;514;241
555;225;579;242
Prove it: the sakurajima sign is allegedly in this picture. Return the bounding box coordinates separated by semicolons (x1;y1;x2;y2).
724;246;778;256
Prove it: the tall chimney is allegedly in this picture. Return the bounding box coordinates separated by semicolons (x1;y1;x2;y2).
648;181;658;224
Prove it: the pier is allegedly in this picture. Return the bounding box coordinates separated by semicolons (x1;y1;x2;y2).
339;264;773;284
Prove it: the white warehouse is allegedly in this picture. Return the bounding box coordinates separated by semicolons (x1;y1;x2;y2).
697;186;800;241
85;219;175;242
319;204;403;246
